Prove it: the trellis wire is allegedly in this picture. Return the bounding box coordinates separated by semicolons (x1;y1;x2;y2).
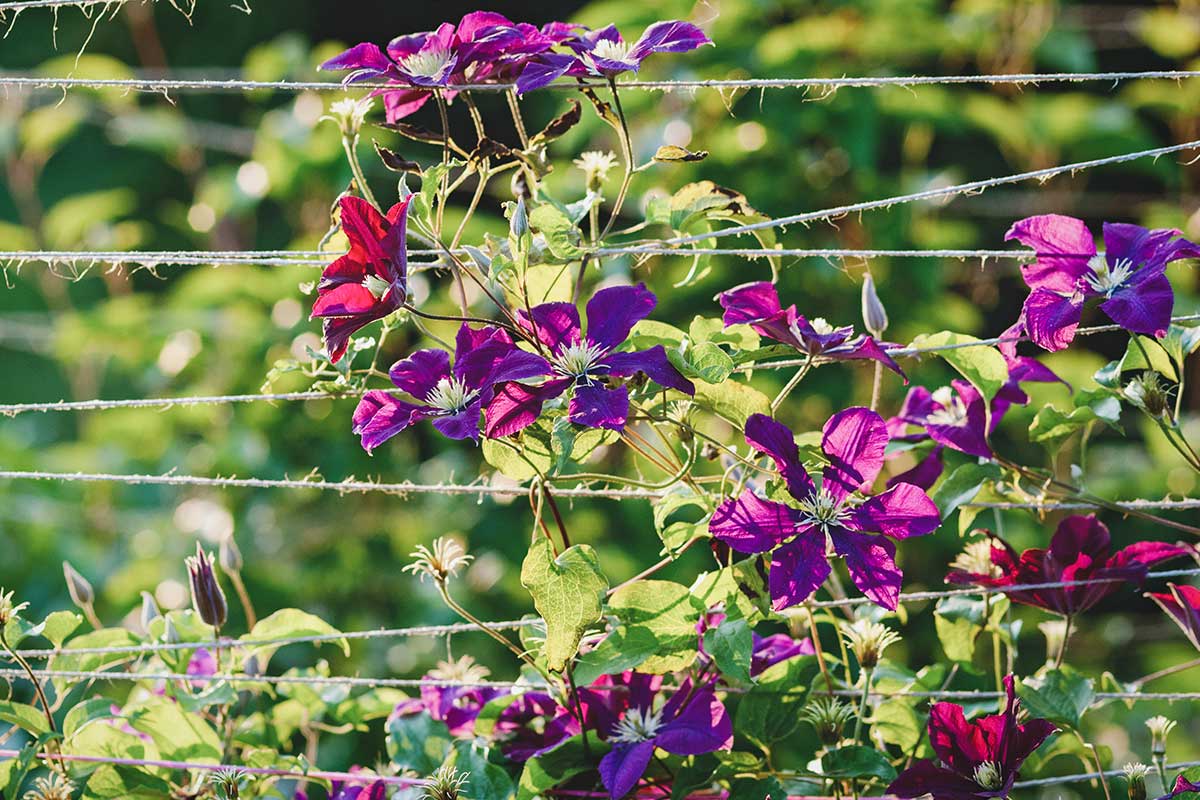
666;138;1200;246
3;312;1198;417
1014;761;1200;790
0;0;143;10
3;70;1200;94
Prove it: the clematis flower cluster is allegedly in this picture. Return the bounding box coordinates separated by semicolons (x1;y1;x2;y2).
709;410;941;610
947;515;1194;617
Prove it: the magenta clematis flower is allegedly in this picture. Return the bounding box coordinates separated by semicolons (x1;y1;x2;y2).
947;515;1193;617
516;21;712;94
1156;775;1200;800
889;675;1056;800
1002;215;1200;353
578;672;731;800
483;283;694;437
718;281;905;379
310;196;412;364
186;647;217;689
697;610;814;677
886;356;1065;489
493;691;580;762
1148;583;1200;651
328;769;387;800
708;410;940;610
352;323;548;449
388;658;508;738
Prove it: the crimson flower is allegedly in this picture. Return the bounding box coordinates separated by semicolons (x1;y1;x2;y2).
1148;583;1200;651
1002;215;1200;353
1156;775;1200;800
708;410;940;610
310;196;412;363
888;675;1056;800
484;283;694;437
947;515;1193;616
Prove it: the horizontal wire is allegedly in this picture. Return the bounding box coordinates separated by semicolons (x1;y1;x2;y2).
2;70;1200;94
1014;760;1200;790
0;747;426;788
666;138;1200;246
0;0;138;9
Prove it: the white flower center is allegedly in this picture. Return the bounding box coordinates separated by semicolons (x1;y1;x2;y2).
926;385;968;426
972;761;1003;790
552;341;609;380
424;376;475;412
611;707;664;744
591;39;633;63
809;317;835;335
796;489;852;534
362;273;391;300
401;46;454;79
1084;254;1135;297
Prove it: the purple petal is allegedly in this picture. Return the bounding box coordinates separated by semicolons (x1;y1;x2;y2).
886;446;944;491
1108;540;1193;571
709;492;805;554
1005;214;1095;293
852;482;940;539
352;391;425;452
388;349;451;398
1101;271;1173;338
743;413;816;500
832;335;907;381
1006;718;1058;772
604;346;695;395
454;324;551;395
319;42;394;80
430;399;485;441
655;689;732;755
925;381;992;459
718;281;783;325
1102;222;1192;272
516;53;577;94
584;283;657;352
769;533;832;611
599;741;655;800
520;303;583;354
484;378;570;438
1022;288;1085;352
629;20;713;60
380;87;433;122
889;760;988;800
821;407;889;501
830;528;902;610
569;382;630;430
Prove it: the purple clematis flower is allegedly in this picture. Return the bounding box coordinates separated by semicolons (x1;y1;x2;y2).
718;281;906;380
886;356;1065;489
493;691;581;762
1148;583;1200;651
697;610;814;677
1156;775;1200;800
186;647;217;689
1002;214;1200;353
484;283;695;437
889;675;1056;800
328;769;388;800
947;515;1194;617
311;196;412;364
388;656;507;738
517;21;712;94
352;323;548;449
579;672;731;800
709;410;940;610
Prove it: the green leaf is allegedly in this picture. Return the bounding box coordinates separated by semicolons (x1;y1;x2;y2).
1121;335;1178;381
931;462;1002;518
0;701;50;736
736;656;817;750
702;615;753;684
934;596;1007;664
40;611;82;648
239;609;349;662
521;537;608;672
821;745;898;782
672;754;719;799
654;144;709;162
572;625;658;685
129;697;222;762
652;485;711;553
63;698;116;741
607;579;701;674
871;699;924;751
51;628;142;683
728;776;787;799
909;331;1009;402
692;378;771;426
387;713;453;773
517;733;607;800
451;740;516;800
529;203;583;260
679;341;735;383
83;766;173;798
1017;668;1094;730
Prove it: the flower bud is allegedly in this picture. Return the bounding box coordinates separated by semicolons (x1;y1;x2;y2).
62;560;94;610
1124;763;1150;800
186;543;228;630
425;764;469;800
841;618;901;671
860;273;889;338
219;536;243;574
800;696;854;747
0;588;29;628
139;591;161;633
1123;372;1171;420
163;615;182;645
1146;715;1176;757
509;195;529;241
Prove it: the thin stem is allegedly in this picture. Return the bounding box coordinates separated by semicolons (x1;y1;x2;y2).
436;581;551;683
228;571;258;630
771;357;814;413
433;90;452;238
869;361;883;412
506;88;529;149
1055;615;1073;669
1;630;65;774
805;604;836;695
541;484;572;550
340;132;379;211
1131;655;1200;687
852;666;874;743
606;537;701;598
1076;731;1114;800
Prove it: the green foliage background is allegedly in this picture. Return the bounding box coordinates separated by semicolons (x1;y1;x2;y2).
1;0;1199;789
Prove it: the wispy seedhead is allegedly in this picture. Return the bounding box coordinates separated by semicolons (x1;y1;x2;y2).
0;587;29;628
22;774;75;800
403;537;473;585
801;696;855;746
423;764;470;800
321;96;374;137
841;618;901;670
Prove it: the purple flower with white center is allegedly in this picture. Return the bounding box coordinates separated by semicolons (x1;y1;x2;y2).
352;323;547;449
1002;214;1200;352
709;410;940;610
516;21;713;94
493;691;580;762
886;356;1066;489
483;283;695;437
718;281;906;380
584;672;731;800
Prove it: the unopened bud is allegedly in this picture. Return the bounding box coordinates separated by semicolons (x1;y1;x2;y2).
62;561;94;609
186;543;228;630
841;618;901;671
219;536;243;574
0;588;29;628
1124;763;1150;800
163;615;182;645
139;591;161;633
860;273;889;338
1123;372;1170;419
509;195;529;243
800;696;855;747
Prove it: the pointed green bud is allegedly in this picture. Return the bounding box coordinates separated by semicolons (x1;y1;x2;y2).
219;536;243;574
140;591;161;632
861;273;889;338
62;560;94;610
186;543;228;630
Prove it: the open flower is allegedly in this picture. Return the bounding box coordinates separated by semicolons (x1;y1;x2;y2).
1156;775;1200;800
493;692;580;762
311;196;412;363
484;283;694;436
886;356;1064;489
718;281;905;379
708;410;940;610
353;323;547;448
388;655;506;738
888;675;1056;800
517;21;712;94
1148;583;1200;651
328;769;388;800
580;672;731;800
947;515;1193;616
1003;215;1200;352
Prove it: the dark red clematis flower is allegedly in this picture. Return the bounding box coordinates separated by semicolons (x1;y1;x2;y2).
947;515;1193;616
888;675;1057;800
310;196;412;364
1148;582;1200;651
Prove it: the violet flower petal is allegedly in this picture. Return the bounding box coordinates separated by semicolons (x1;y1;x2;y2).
1100;271;1173;338
604;347;695;395
830;528;902;610
389;349;452;397
655;688;732;755
743;413;816;499
852;482;941;539
484;378;570;438
1022;288;1085;352
584;283;658;352
569;382;630;430
599;741;656;800
820;407;889;501
709;492;806;554
629;20;713;60
769;533;832;610
1005;214;1095;293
